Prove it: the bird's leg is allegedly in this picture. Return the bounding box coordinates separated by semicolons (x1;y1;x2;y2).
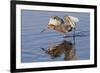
60;33;67;38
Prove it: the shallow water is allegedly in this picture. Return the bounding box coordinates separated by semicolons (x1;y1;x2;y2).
21;10;90;63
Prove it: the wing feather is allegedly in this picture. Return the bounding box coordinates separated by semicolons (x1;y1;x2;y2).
48;16;64;26
64;16;79;28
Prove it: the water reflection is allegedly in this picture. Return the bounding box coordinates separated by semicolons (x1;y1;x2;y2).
41;40;76;61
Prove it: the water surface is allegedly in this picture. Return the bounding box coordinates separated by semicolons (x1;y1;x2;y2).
21;10;90;63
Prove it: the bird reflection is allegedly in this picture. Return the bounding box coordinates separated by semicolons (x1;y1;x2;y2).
41;40;76;61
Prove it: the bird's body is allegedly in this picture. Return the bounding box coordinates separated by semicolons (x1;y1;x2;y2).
50;24;72;33
42;15;79;36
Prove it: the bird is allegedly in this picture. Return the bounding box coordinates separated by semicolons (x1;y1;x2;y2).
41;15;79;37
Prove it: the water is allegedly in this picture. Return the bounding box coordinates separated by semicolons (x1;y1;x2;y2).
21;10;90;63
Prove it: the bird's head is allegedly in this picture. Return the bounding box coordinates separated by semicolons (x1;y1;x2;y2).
47;24;55;29
41;24;55;32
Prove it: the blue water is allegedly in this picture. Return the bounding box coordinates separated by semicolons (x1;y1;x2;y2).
21;10;90;63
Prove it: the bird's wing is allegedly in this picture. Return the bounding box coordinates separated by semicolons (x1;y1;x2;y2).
68;16;79;22
63;16;70;25
63;16;79;28
54;16;64;26
48;16;64;26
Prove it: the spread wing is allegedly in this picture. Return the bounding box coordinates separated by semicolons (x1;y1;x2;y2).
63;16;79;28
48;16;64;26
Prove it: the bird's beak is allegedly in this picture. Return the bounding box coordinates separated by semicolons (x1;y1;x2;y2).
41;27;48;32
41;29;46;32
41;48;48;54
